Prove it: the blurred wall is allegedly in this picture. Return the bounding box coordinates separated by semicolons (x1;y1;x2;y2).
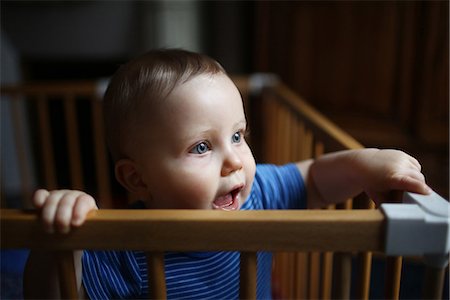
1;31;35;207
1;1;202;60
0;1;209;206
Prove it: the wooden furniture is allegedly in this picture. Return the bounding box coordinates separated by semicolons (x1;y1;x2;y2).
1;76;448;299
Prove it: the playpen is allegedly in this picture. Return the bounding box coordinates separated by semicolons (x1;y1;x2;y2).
1;75;448;299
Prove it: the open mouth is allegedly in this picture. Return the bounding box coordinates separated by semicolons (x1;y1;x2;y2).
212;185;244;211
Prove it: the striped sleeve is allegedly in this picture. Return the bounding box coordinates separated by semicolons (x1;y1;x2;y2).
251;163;307;210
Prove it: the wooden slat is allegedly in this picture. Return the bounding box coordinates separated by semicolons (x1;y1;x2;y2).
36;96;57;190
91;99;112;208
147;252;167;299
353;193;375;300
271;83;364;151
285;252;296;299
64;95;83;190
1;209;385;252
307;140;325;299
356;252;373;300
280;105;291;163
332;252;352;299
56;251;78;299
275;105;294;298
263;96;277;163
239;252;257;300
320;251;333;299
385;256;402;300
423;265;446;300
274;253;288;298
320;179;335;300
294;252;308;299
308;252;321;299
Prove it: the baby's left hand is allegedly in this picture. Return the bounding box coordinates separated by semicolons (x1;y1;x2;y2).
354;149;431;206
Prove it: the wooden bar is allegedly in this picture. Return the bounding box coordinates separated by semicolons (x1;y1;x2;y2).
423;266;446;300
56;251;78;299
271;84;364;151
147;252;167;299
356;252;373;300
307;140;324;299
277;102;284;163
320;251;333;299
332;252;352;300
64;95;84;190
353;193;374;300
239;252;257;300
292;115;301;161
275;253;288;298
1;209;385;252
304;127;313;159
308;252;321;299
385;256;402;300
37;96;57;190
294;252;308;299
91;100;112;208
275;105;294;298
285;252;296;299
262;97;277;163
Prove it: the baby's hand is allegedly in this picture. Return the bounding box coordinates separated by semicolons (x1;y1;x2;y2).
355;149;431;206
33;189;98;234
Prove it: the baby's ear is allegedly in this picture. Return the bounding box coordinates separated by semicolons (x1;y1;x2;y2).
115;159;148;195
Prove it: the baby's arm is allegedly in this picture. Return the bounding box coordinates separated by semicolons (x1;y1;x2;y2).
297;149;431;209
23;189;97;299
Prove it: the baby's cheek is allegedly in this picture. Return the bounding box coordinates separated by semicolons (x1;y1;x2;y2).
173;176;215;209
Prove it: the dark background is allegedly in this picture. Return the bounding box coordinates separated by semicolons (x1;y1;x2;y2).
0;2;448;299
2;1;447;200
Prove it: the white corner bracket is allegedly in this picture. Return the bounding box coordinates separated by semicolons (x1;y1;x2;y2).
95;77;110;100
381;191;450;268
248;73;280;96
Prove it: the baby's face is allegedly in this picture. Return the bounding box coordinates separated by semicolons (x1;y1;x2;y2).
134;73;256;210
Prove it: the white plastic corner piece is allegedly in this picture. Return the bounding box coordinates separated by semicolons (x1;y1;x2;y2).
381;191;450;266
248;73;280;96
95;77;110;100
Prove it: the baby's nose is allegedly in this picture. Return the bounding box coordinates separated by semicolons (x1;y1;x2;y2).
221;149;243;176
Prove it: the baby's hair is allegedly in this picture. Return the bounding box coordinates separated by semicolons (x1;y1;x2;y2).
103;48;226;161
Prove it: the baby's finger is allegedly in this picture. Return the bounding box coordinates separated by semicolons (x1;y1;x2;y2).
407;155;422;171
72;193;97;227
54;192;78;234
390;174;431;195
401;168;426;183
40;191;66;233
32;189;50;208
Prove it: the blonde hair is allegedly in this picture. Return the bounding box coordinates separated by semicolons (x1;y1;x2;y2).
103;49;226;161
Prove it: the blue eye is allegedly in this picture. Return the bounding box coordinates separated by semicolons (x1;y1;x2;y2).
190;142;210;154
232;132;242;143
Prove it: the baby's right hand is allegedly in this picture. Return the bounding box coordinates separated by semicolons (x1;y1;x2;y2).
33;189;98;234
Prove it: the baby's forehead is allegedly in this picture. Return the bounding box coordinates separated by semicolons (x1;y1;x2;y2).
136;72;242;121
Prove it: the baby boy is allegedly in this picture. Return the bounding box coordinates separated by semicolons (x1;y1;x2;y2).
25;49;430;299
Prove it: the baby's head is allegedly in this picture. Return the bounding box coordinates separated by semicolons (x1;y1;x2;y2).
103;49;256;210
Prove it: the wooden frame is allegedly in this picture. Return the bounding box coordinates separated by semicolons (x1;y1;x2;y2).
1;76;448;299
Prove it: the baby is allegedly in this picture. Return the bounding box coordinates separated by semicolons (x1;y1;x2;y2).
24;49;431;299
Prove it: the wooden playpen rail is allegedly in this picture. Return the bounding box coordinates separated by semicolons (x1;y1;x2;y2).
1;75;448;299
2;209;385;299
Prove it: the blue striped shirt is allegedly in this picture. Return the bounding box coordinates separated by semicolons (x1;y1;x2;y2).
82;163;306;299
